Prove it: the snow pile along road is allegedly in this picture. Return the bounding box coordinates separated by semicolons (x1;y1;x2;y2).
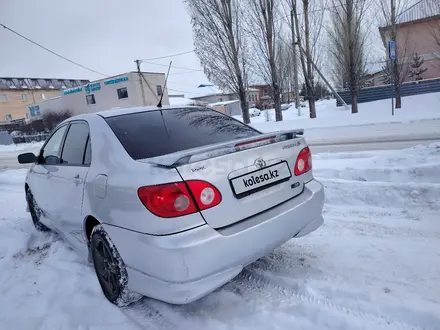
0;144;439;330
0;142;44;171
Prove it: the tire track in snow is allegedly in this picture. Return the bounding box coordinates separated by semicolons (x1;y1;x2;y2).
121;298;178;330
236;267;433;330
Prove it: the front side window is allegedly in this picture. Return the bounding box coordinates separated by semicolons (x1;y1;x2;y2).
117;87;128;99
61;122;90;165
41;125;68;165
86;94;96;105
4;114;12;121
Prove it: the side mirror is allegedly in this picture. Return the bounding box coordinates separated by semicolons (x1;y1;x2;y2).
18;152;37;164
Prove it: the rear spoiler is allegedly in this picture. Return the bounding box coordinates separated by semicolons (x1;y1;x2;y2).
141;129;304;167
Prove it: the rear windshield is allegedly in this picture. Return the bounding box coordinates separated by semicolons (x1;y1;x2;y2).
105;108;261;160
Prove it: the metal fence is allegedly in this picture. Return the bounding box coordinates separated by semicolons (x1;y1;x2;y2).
336;78;440;106
11;133;49;145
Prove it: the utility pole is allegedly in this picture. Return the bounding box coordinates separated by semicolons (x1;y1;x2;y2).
390;0;401;109
135;59;147;106
298;43;349;110
290;5;301;116
390;0;396;116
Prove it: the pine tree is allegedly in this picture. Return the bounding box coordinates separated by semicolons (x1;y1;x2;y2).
409;53;428;81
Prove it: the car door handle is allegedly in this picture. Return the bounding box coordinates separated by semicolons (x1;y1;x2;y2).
73;174;83;185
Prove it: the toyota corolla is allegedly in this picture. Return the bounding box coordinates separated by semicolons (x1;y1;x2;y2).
18;106;325;306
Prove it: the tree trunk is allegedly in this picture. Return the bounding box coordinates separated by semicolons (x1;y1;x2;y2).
239;87;250;124
237;74;250;123
303;0;316;118
308;98;316;118
351;92;358;114
274;86;282;121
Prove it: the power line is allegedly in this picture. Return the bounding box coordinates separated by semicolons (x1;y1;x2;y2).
0;22;109;77
168;88;197;94
141;60;203;72
139;50;195;61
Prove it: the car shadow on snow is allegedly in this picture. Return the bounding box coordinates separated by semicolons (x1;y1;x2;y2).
121;243;320;327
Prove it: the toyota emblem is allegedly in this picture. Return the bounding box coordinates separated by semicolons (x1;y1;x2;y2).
255;158;266;169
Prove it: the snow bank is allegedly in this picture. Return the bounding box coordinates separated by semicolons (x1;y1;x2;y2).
0;141;44;154
0;144;439;329
243;92;440;132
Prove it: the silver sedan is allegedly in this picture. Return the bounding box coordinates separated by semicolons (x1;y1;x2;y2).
18;105;325;306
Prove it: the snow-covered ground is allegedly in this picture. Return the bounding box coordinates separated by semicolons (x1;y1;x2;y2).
235;92;440;132
0;142;43;170
1;143;439;330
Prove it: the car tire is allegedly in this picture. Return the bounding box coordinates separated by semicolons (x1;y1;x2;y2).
26;189;50;232
90;225;141;307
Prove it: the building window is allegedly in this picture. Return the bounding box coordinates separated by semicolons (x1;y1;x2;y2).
21;94;28;101
4;114;12;121
156;85;163;96
117;87;128;99
86;94;96;105
0;94;7;101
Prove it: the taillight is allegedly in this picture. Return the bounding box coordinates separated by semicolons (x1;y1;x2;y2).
137;181;221;218
186;180;222;211
294;147;312;176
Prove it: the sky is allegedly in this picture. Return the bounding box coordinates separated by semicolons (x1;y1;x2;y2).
0;0;416;98
0;0;209;97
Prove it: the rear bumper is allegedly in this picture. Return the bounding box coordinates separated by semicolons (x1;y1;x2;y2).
103;179;324;304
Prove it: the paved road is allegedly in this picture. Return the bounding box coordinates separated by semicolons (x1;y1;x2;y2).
2;139;439;172
1;120;439;171
310;138;438;153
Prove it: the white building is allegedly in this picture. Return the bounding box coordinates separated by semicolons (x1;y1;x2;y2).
27;71;169;121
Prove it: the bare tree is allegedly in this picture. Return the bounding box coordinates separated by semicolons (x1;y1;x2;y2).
277;38;294;103
328;0;369;113
426;0;440;69
184;0;251;123
377;0;416;109
247;0;283;121
290;0;318;118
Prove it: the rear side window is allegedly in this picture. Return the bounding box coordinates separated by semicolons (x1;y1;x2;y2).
106;108;260;160
61;122;90;165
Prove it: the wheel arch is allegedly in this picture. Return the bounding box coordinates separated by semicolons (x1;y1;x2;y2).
83;215;101;243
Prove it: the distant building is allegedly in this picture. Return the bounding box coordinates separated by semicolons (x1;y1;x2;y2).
209;100;242;116
190;85;259;107
27;71;169;121
0;77;89;121
379;0;440;83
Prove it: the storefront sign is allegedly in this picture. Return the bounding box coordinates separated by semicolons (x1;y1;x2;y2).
63;87;82;95
29;105;41;117
104;76;128;85
85;82;101;94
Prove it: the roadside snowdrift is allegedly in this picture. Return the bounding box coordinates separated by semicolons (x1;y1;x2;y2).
0;144;439;330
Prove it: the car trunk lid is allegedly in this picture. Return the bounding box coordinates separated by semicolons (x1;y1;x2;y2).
144;130;308;228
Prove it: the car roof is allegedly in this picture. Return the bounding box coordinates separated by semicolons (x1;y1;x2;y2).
60;105;207;124
97;105;203;118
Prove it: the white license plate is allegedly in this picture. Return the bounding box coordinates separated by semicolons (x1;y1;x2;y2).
230;162;291;196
